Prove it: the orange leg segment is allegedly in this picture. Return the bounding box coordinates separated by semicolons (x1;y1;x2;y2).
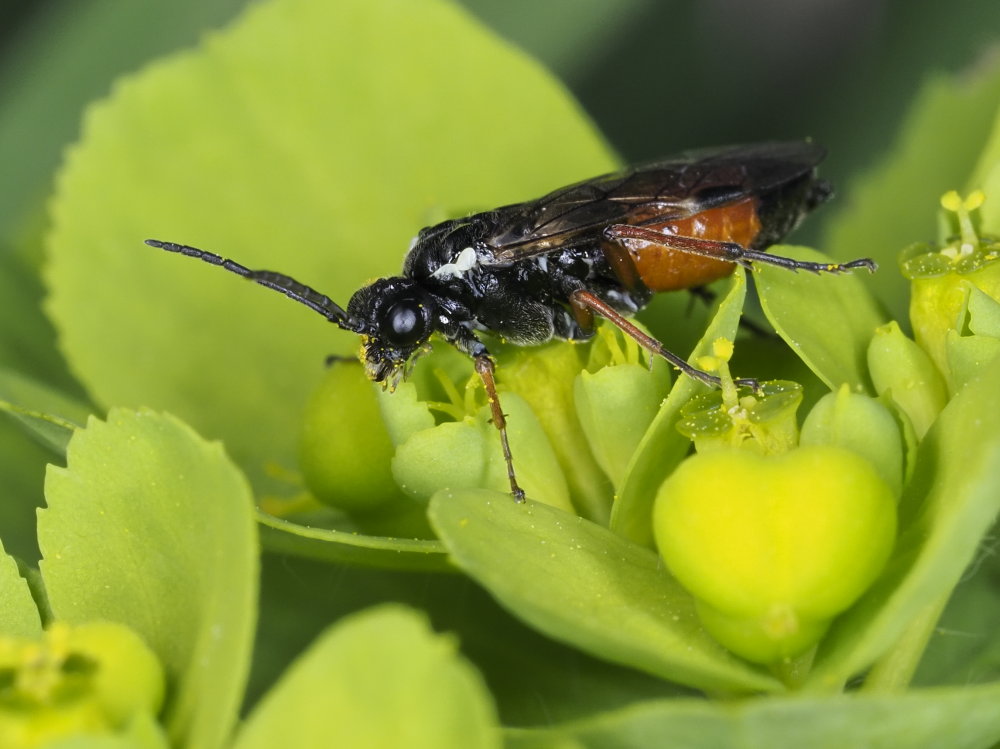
474;355;526;502
569;289;760;391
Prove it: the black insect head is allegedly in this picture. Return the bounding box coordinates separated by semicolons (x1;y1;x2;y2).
345;277;437;387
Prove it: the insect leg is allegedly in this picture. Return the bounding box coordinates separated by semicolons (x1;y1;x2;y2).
598;239;644;290
603;226;877;274
473;355;526;502
569;289;760;391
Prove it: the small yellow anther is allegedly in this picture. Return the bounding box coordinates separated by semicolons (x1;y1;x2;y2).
965;189;986;211
940;189;986;254
712;338;734;360
940;190;963;212
697;355;721;372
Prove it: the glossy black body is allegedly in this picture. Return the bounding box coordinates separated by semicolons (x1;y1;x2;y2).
344;141;830;384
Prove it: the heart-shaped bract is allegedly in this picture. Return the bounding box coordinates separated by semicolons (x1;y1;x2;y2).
654;445;897;663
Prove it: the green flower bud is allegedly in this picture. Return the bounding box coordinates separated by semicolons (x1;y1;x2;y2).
64;622;164;725
376;380;437;447
910;272;1000;384
653;446;896;664
675;339;803;455
800;385;904;497
498;337;612;521
904;190;1000;385
0;700;106;749
392;392;573;512
676;381;803;456
0;621;165;748
943;285;1000;391
299;360;413;515
867;321;947;439
574;361;670;487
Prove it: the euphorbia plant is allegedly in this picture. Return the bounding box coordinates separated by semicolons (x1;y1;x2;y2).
654;341;898;667
1;0;1000;746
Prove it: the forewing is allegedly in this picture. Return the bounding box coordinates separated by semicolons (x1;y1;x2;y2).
485;141;825;263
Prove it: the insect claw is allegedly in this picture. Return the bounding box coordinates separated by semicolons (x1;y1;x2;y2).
821;257;877;275
850;258;878;273
734;376;763;395
324;353;354;367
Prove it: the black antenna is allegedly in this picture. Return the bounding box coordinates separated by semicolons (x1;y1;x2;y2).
144;239;354;329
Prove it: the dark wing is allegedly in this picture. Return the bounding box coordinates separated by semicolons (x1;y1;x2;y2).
484;141;825;263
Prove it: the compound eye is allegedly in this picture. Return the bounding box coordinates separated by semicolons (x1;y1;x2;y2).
381;299;426;347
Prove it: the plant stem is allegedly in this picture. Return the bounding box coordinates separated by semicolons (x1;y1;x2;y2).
860;593;951;692
770;646;817;689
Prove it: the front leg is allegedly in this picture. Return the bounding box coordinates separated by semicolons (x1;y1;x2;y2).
450;328;526;502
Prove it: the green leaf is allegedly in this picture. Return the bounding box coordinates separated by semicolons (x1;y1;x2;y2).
507;683;1000;749
38;408;258;749
913;550;1000;687
44;0;615;494
0;366;90;454
0;367;449;572
756;246;884;392
234;605;500;749
248;554;686;729
805;358;1000;690
429;488;781;694
256;512;449;572
611;271;746;547
0;251;82;396
981;159;1000;232
967;100;1000;202
822;60;1000;324
0;416;52;563
0;537;41;637
40;738;153;749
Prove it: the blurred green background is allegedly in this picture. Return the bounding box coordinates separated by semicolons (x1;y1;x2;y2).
2;0;1000;251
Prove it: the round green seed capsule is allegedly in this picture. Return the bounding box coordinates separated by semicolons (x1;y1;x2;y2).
653;446;897;663
299;360;411;514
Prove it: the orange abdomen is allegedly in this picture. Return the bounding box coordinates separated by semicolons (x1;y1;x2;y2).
622;198;762;292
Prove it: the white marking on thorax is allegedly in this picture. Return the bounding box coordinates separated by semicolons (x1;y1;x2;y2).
431;246;479;280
